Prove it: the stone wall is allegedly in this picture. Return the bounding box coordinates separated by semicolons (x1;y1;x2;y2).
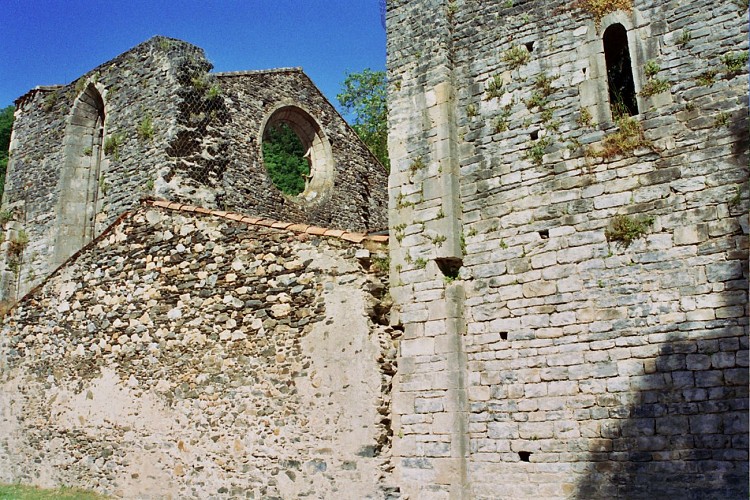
0;202;399;499
2;37;203;300
387;0;748;498
217;70;389;232
2;37;388;303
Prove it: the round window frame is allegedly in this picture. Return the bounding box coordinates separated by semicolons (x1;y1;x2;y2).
259;104;335;203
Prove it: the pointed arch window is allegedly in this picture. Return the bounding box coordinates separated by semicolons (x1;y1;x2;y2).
54;83;105;266
603;23;638;118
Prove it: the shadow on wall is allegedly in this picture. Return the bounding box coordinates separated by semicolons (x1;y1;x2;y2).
575;332;749;499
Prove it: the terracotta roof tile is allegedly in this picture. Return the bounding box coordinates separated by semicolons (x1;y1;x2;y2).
144;199;387;245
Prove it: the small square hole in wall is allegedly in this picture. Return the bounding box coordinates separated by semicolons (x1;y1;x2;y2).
530;130;539;140
436;257;462;280
518;451;532;462
500;332;508;340
525;41;534;52
538;229;549;239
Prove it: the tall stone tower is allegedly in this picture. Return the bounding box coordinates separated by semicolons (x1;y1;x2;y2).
387;0;748;498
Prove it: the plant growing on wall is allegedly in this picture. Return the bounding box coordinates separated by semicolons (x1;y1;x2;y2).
502;46;531;70
485;75;506;100
605;214;653;247
569;0;632;27
640;60;670;97
592;115;650;159
104;134;124;160
721;51;749;75
137;115;155;141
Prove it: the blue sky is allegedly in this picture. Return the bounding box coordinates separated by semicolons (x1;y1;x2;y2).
0;0;386;114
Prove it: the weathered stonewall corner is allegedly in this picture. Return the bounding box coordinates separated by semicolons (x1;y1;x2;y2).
0;0;749;498
0;201;399;499
1;36;388;303
387;0;747;498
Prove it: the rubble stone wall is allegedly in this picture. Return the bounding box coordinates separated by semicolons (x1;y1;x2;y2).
217;70;389;232
0;205;399;499
2;37;388;303
386;0;748;498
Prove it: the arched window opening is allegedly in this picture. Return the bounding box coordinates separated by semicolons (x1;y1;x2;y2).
603;24;638;118
261;106;334;202
54;83;105;266
262;122;309;196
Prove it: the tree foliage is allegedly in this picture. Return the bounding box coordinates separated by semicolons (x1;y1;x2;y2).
337;69;389;170
0;105;14;199
262;122;309;196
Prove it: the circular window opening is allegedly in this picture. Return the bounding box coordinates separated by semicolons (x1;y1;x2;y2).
261;106;334;202
262;122;309;196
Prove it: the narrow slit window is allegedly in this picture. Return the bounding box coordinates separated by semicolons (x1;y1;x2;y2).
603;23;638;118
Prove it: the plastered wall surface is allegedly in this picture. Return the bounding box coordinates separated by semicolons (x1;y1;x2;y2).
0;205;399;499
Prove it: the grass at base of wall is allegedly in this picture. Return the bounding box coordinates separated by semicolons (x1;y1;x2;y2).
0;484;107;499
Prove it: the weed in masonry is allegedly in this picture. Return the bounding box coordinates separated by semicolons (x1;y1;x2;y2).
83;146;93;156
9;230;29;256
137;114;154;141
104;134;124;160
415;257;427;269
207;85;222;100
569;0;632;28
42;92;58;111
467;227;478;237
728;181;748;207
577;107;594;128
75;77;87;94
485;74;506;100
503;46;531;70
0;209;13;225
641;78;669;97
372;255;390;274
604;214;653;247
644;60;660;78
446;1;458;24
409;156;426;176
697;69;717;86
714;112;730;127
595;116;650;159
494;115;510;134
677;29;691;47
721;51;748;75
98;174;108;195
526;137;551;166
466;103;478;118
431;234;447;247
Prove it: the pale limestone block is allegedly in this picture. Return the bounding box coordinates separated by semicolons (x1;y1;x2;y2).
674;224;708;245
401;337;435;357
522;280;556;298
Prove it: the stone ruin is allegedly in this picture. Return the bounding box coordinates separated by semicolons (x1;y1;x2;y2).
386;0;748;498
1;36;388;303
1;0;750;497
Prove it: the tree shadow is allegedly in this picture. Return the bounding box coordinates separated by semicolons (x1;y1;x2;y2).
575;334;749;499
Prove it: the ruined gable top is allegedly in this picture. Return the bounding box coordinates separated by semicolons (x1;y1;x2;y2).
214;68;304;77
12;35;205;105
14;85;65;107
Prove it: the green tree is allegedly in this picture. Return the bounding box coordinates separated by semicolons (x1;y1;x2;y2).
262;122;310;196
0;105;14;199
337;69;389;170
